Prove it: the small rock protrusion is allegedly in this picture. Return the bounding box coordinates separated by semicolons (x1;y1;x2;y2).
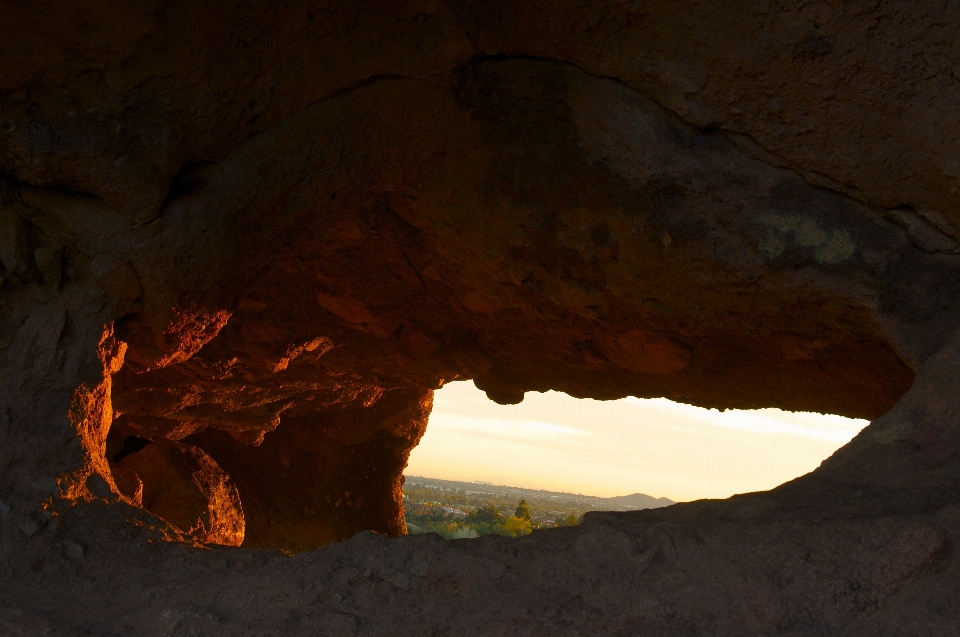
33;247;62;288
85;473;118;502
89;254;143;300
17;518;40;539
62;541;85;562
483;388;525;405
119;439;245;546
110;467;144;506
0;206;37;281
887;208;960;254
32;477;58;498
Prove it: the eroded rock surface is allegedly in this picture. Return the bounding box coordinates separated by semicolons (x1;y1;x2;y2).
114;439;244;547
185;387;432;551
1;0;959;634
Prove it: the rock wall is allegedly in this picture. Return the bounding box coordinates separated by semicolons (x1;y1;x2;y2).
1;0;959;633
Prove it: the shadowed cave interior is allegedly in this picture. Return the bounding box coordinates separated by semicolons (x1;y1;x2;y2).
2;56;948;549
73;58;926;552
3;3;960;633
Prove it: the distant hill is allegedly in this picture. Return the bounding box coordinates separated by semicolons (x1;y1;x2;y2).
596;493;675;510
404;475;674;512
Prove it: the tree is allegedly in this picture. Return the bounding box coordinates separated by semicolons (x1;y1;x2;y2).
515;499;531;521
555;513;581;527
469;504;502;524
503;515;532;537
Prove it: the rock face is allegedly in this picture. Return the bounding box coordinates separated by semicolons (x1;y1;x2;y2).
184;387;432;551
1;0;959;634
114;439;245;547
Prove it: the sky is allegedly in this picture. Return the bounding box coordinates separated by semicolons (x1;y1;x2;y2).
404;380;870;502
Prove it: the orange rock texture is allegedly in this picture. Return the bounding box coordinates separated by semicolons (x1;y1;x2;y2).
1;1;960;634
114;439;245;546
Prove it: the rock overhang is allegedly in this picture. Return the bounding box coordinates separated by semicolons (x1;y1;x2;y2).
1;1;960;634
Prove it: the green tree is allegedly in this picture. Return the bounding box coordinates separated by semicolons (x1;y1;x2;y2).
515;499;531;521
555;513;581;527
503;515;532;537
469;504;502;525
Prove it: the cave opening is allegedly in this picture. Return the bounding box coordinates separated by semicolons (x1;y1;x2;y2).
97;347;889;555
3;43;958;637
48;54;923;553
34;51;936;558
5;4;960;632
409;380;871;503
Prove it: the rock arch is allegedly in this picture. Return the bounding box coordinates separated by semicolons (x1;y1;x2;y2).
1;1;959;633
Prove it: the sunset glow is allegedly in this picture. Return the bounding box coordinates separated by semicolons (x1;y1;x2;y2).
406;380;870;502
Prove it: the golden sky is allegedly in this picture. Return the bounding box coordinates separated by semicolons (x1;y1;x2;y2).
405;380;869;502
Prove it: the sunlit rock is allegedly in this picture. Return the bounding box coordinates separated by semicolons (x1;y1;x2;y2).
116;439;244;546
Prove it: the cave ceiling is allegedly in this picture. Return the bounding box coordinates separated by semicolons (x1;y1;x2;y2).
2;2;960;633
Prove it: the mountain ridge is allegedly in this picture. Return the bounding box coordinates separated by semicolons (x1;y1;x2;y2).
404;475;675;511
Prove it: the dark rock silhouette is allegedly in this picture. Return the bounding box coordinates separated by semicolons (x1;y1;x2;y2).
1;1;959;633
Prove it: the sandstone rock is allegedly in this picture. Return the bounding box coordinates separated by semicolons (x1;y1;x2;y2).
0;1;959;634
16;519;38;539
88;255;141;301
31;247;60;288
118;440;244;547
61;541;84;562
187;387;431;551
109;466;143;506
595;329;692;375
0;206;33;281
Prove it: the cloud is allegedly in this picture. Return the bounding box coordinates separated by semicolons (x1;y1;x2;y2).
428;414;589;445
